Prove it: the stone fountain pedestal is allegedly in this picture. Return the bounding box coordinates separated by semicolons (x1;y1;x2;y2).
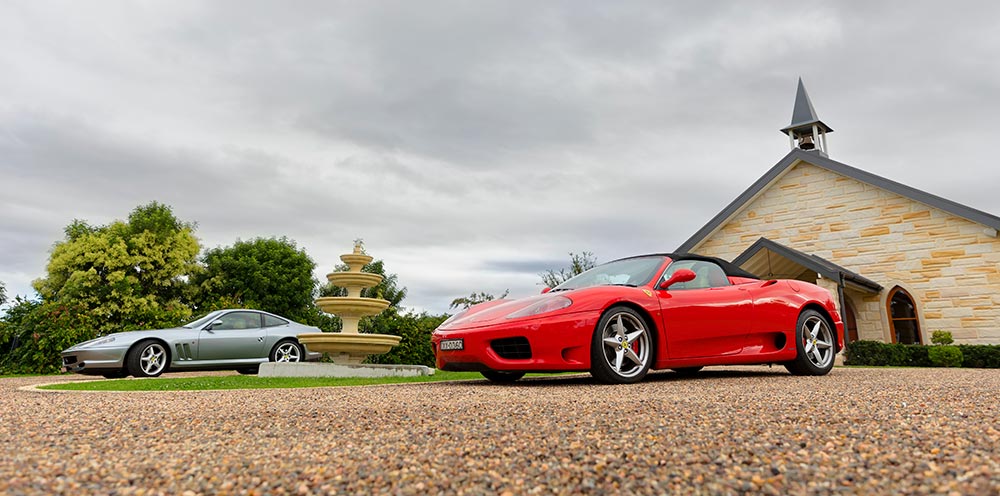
259;243;432;378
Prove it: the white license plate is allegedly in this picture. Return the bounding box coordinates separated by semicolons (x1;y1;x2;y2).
439;339;464;351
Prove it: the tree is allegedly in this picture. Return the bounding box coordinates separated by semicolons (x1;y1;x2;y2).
450;290;509;310
193;237;317;320
540;251;597;288
32;202;200;333
0;281;6;307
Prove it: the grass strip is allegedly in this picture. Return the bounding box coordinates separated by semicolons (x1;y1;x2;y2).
38;371;494;391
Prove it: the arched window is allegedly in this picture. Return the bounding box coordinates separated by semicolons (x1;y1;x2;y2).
887;287;921;344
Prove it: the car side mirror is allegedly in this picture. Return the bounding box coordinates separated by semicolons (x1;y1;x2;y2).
208;319;224;330
659;269;696;290
541;287;552;294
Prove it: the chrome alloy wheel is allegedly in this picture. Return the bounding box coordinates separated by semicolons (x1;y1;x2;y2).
274;342;302;362
140;343;168;376
599;312;651;379
801;315;834;369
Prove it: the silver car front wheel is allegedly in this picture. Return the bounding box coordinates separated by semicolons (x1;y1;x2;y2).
127;340;168;378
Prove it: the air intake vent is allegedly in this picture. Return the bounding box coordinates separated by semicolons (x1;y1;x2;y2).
491;337;531;359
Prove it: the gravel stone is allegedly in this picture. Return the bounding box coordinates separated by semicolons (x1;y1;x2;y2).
1;366;998;494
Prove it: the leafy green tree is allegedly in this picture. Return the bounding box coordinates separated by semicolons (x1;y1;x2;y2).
33;202;200;333
193;237;317;320
450;290;509;310
540;251;597;288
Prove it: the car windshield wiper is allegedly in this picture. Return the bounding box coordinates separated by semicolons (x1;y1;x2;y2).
608;283;638;287
548;288;573;292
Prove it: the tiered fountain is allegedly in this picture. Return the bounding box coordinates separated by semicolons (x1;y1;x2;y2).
259;241;431;377
297;242;400;364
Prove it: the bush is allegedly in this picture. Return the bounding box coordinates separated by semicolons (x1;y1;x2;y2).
0;299;98;374
364;311;447;367
846;340;1000;368
845;340;930;367
958;345;1000;368
928;345;963;367
931;331;954;345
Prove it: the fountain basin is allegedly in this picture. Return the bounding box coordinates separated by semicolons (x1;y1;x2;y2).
340;253;374;267
298;332;402;365
326;272;383;288
315;297;390;317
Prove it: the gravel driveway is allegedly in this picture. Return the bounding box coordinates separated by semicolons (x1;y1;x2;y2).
1;366;998;495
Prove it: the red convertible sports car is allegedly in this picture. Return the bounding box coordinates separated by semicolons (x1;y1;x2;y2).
432;253;844;384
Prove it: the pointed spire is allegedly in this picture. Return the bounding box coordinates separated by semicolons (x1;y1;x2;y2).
780;78;832;156
781;78;832;133
790;78;819;128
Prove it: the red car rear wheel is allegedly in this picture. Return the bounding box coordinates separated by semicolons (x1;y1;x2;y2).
784;309;836;376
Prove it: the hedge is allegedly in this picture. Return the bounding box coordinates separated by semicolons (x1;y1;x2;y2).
845;340;1000;368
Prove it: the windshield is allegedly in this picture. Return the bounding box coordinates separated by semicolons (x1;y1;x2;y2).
183;310;225;329
553;256;665;291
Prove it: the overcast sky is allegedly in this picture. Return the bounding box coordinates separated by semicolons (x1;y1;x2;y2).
2;1;999;316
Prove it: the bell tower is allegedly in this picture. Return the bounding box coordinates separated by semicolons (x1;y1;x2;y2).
780;78;832;157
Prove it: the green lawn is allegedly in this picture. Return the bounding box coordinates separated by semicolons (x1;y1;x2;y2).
38;371;493;391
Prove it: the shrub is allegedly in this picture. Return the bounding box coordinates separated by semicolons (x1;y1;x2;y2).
0;299;98;374
931;331;954;345
364;311;447;367
846;340;1000;368
845;340;929;366
958;345;1000;368
845;340;890;365
928;345;963;367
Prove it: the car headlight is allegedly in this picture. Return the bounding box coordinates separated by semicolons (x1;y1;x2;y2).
505;296;572;319
439;310;469;329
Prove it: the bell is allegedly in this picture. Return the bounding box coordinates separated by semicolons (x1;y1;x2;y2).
798;134;815;150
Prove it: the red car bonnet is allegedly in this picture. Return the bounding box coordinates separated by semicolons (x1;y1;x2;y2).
444;293;563;328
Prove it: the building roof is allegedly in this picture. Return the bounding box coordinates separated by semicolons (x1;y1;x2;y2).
780;78;832;134
676;148;1000;252
732;237;882;293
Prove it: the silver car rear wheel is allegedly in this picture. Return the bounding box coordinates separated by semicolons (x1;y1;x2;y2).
271;340;303;362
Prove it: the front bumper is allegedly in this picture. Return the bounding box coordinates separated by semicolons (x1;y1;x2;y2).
431;311;600;372
61;348;127;375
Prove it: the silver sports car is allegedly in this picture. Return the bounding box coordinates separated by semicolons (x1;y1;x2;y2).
61;309;322;378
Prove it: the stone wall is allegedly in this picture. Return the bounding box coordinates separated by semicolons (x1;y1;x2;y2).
693;160;1000;344
844;289;884;342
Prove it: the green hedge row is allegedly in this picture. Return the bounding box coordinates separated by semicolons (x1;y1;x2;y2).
845;340;1000;368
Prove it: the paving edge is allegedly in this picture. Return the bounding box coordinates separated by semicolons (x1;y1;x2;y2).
258;362;434;378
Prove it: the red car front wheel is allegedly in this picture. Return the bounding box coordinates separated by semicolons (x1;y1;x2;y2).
590;306;653;384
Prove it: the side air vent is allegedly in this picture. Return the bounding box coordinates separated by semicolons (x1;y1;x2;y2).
491;337;532;359
174;343;194;360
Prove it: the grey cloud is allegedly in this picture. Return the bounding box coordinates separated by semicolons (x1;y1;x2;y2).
481;259;569;275
3;1;1000;316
